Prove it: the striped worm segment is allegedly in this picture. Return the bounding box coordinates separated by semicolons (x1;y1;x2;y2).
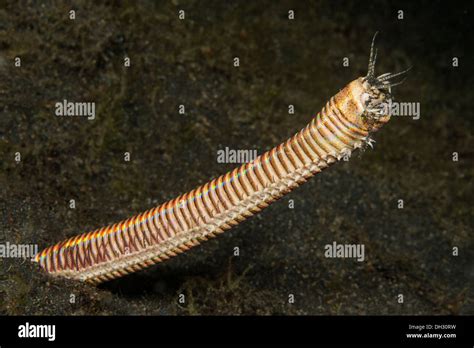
33;36;407;284
34;83;377;284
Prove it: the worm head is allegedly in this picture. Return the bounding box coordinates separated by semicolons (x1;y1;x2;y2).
356;32;411;131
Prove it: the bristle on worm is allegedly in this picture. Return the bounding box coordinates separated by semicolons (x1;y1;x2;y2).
32;34;409;284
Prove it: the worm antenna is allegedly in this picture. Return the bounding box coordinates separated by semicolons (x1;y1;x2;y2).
375;66;412;90
377;66;412;82
376;77;407;89
367;31;379;79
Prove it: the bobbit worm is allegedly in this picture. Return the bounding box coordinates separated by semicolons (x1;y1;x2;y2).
33;34;409;284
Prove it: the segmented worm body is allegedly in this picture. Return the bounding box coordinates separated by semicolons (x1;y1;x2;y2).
33;35;408;284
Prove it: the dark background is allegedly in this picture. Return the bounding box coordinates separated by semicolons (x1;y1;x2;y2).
0;0;472;315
